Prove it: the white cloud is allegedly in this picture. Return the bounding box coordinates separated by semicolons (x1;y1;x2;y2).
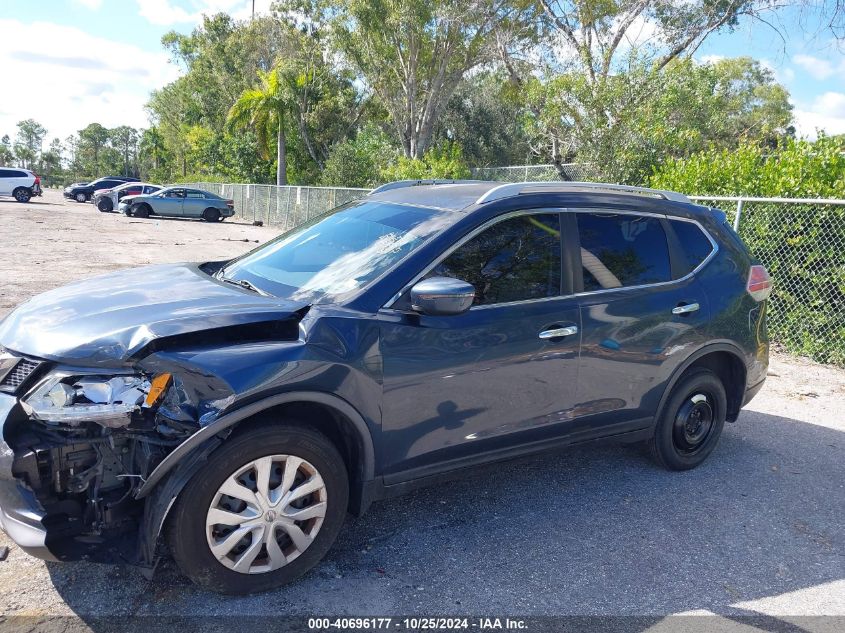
135;0;275;26
0;19;181;142
793;53;838;80
793;92;845;139
72;0;104;8
699;54;726;65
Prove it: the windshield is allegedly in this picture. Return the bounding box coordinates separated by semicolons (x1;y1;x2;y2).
220;200;453;303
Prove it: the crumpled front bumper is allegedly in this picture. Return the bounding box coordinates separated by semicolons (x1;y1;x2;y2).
0;392;58;561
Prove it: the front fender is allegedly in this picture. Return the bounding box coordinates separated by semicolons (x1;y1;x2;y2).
136;390;376;499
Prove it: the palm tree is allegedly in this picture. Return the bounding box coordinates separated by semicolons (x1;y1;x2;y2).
227;68;290;185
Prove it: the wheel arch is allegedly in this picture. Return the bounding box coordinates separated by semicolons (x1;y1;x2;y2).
134;391;377;567
136;391;375;502
657;343;748;424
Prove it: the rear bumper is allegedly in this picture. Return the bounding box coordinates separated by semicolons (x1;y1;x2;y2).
0;393;57;562
742;378;766;407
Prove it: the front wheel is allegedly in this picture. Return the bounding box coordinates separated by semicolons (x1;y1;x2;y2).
75;192;87;203
650;368;727;471
168;424;349;595
97;198;113;212
13;187;31;203
133;203;150;218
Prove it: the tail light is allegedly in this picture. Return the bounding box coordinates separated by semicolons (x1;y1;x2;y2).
747;265;772;301
226;199;234;208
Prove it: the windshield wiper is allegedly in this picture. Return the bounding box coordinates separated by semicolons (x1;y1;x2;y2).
218;275;271;296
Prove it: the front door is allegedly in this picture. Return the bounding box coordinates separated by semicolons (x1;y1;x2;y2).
379;212;581;482
158;188;186;216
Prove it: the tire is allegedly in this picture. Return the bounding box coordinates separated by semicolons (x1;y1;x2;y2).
168;424;349;595
75;192;88;203
97;198;113;212
133;203;150;218
12;187;31;203
202;208;221;222
651;368;727;471
123;209;133;216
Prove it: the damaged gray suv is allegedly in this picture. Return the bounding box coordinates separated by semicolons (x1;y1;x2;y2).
0;181;770;594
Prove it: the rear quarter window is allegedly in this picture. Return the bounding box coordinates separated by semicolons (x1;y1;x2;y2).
670;220;715;275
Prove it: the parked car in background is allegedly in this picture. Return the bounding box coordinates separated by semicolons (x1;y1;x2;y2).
119;186;235;221
64;176;140;203
93;182;162;212
0;180;770;594
0;167;40;203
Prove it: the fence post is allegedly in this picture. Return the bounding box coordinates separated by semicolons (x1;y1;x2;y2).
734;199;744;232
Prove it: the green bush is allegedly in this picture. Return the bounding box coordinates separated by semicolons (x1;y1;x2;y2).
379;142;472;182
319;124;397;188
651;136;845;365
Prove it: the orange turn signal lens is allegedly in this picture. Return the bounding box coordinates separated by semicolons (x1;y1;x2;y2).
145;373;172;407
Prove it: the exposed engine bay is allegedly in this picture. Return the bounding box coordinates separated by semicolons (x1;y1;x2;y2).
6;369;203;564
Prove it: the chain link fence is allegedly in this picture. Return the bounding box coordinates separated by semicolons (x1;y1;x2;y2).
181;182;371;230
691;196;845;366
470;163;598;182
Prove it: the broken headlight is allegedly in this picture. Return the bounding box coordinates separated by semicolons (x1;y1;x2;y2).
21;373;171;428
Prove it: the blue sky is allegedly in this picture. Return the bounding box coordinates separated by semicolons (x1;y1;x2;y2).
1;0;844;149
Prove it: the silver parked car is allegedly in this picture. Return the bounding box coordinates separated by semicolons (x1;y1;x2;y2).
93;182;162;212
119;187;235;222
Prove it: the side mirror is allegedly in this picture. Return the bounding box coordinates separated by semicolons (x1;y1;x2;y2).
409;277;475;316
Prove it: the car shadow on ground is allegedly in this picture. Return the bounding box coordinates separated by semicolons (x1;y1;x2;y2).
45;409;842;626
123;215;263;227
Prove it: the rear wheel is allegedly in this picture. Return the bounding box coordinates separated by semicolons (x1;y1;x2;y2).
97;198;113;212
75;192;87;203
13;187;31;203
168;424;349;595
203;208;221;222
651;368;726;470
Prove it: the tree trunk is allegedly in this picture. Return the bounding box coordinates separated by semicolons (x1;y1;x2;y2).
276;120;287;186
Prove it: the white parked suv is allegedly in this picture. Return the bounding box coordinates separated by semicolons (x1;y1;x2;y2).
0;167;40;203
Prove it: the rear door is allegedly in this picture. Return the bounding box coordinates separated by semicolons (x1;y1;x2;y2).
184;189;209;217
379;211;582;481
572;209;713;432
0;169;12;195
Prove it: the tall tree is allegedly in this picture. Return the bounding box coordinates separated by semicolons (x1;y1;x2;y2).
14;119;47;169
78;123;111;175
511;0;792;181
322;0;538;158
111;126;139;176
0;135;14;166
227;68;291;185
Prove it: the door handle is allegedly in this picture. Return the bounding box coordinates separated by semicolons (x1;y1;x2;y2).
672;302;700;315
539;325;578;339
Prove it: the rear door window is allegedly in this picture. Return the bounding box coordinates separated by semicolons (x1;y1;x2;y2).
670;220;714;276
576;212;671;290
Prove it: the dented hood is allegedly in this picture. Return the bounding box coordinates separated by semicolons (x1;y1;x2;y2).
0;264;308;365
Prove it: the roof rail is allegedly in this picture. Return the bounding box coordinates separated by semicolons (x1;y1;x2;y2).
474;181;691;205
369;179;487;195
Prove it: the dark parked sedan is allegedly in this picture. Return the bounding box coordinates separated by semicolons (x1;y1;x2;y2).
0;180;770;595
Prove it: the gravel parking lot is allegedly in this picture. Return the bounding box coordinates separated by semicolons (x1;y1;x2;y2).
0;190;843;629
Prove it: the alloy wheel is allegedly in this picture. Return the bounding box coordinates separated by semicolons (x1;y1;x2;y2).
205;455;327;575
